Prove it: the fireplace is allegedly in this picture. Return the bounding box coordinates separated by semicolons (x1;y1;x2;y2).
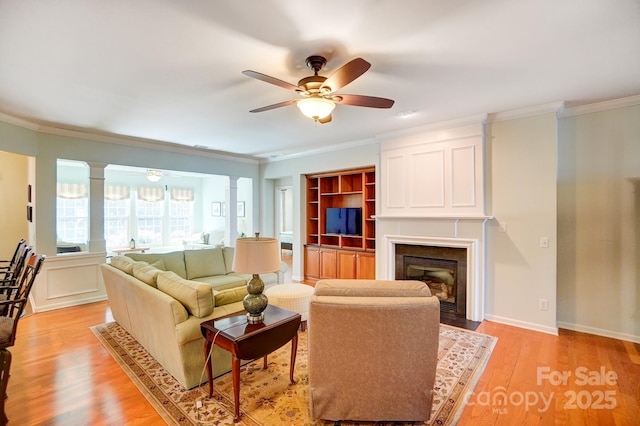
383;233;485;322
395;244;467;317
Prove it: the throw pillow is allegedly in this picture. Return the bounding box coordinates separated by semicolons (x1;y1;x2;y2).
156;271;214;318
184;248;226;279
132;260;166;288
213;286;248;307
126;252;187;278
110;255;135;275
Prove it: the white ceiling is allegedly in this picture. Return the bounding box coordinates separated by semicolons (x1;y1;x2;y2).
1;0;638;160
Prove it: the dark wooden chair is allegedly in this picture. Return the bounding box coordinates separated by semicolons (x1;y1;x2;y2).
0;253;45;426
0;240;28;282
0;240;25;267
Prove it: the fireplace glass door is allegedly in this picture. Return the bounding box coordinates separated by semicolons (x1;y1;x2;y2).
405;256;457;308
395;244;467;317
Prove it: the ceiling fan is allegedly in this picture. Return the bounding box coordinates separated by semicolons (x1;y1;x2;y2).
242;55;395;124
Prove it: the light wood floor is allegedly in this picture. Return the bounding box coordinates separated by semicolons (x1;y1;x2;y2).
6;255;640;425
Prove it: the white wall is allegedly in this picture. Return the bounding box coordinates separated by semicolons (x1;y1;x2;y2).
557;105;640;341
201;174;230;242
485;113;558;334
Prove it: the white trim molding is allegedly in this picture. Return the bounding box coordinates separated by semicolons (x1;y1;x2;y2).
487;102;565;122
558;321;640;344
557;94;640;118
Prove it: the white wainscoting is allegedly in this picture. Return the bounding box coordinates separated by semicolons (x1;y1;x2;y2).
30;252;108;312
379;121;485;217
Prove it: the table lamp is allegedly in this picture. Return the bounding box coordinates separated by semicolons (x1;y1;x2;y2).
232;233;281;323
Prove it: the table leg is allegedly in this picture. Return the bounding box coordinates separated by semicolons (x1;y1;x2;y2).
263;355;268;369
232;355;241;421
204;339;213;397
289;332;298;384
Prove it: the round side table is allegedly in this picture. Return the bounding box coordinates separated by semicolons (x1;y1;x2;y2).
264;283;315;330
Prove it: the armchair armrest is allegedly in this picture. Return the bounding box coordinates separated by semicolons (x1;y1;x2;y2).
277;261;288;284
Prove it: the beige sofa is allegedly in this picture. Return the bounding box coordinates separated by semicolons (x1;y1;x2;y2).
100;247;284;389
308;279;440;422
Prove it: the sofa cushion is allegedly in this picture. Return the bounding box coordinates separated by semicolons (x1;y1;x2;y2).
222;247;235;273
314;279;432;297
213;286;248;307
132;260;165;287
110;255;135;275
194;274;247;291
184;248;226;279
126;251;187;278
156;271;214;318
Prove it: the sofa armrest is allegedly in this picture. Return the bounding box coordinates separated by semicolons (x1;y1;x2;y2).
278;261;288;284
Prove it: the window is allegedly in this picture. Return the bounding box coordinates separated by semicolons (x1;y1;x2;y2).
104;185;130;247
168;188;194;245
104;185;196;248
56;160;90;247
136;186;165;246
56;182;88;244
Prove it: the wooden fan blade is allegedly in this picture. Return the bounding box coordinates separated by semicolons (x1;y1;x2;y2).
242;70;300;91
249;99;297;113
318;114;332;124
336;94;395;108
320;58;371;93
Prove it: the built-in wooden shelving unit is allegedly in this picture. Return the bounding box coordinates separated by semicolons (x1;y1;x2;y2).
304;167;376;281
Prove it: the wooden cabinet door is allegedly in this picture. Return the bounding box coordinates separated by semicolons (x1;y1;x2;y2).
337;250;357;279
304;246;320;280
356;252;376;279
319;248;337;279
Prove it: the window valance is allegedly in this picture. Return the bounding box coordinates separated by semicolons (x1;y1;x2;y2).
104;185;131;201
170;188;194;202
57;183;88;199
137;186;165;202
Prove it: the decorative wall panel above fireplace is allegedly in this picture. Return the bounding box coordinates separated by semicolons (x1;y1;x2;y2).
379;120;486;218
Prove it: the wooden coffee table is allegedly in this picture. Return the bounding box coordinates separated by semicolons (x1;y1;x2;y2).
200;305;301;420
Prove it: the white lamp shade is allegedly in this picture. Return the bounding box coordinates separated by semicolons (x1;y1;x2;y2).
232;237;281;274
297;97;335;120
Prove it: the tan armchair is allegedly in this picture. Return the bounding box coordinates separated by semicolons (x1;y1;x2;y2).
308;279;440;422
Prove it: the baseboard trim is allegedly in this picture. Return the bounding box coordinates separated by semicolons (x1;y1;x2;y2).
32;295;108;313
484;314;559;336
557;321;640;344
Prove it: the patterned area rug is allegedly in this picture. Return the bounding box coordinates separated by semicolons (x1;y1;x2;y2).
91;322;496;425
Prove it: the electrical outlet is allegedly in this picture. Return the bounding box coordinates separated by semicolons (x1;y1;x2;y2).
538;298;549;311
540;237;549;248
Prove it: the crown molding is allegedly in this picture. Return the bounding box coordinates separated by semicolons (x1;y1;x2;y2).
557;94;640;118
260;136;378;164
0;111;41;130
0;112;258;165
487;102;565;123
379;113;488;142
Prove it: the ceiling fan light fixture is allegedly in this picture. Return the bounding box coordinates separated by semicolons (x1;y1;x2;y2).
297;97;335;121
146;169;163;182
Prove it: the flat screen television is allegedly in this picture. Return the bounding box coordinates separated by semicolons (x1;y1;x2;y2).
325;207;362;235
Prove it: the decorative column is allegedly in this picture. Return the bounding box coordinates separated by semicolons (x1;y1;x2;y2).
87;162;107;253
226;176;239;246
